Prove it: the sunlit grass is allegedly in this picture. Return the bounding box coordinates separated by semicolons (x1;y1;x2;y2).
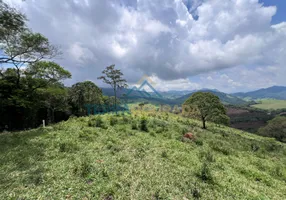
0;111;286;199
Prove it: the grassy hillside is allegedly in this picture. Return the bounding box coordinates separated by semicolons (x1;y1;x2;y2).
1;112;286;199
251;99;286;110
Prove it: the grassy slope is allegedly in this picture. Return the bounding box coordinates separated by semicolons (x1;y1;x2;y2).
251;99;286;110
0;112;286;199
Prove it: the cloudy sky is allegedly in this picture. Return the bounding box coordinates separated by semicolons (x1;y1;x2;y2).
5;0;286;93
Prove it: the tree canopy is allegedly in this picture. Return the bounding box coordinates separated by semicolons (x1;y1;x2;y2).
258;116;286;142
183;92;229;129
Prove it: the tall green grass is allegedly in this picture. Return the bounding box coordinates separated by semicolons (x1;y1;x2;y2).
0;111;285;199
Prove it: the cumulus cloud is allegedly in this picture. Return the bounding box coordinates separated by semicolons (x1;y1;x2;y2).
4;0;286;92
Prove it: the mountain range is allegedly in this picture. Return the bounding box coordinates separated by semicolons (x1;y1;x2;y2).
232;86;286;100
101;85;286;106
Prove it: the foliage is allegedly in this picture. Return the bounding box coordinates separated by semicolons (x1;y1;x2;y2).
258;116;286;142
69;81;104;116
140;116;148;132
0;2;59;67
183;92;230;129
98;64;127;114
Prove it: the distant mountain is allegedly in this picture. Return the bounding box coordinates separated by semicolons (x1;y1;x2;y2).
172;89;252;105
101;87;252;106
232;86;286;100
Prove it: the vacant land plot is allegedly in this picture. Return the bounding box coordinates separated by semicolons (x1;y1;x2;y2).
1;112;286;199
251;99;286;110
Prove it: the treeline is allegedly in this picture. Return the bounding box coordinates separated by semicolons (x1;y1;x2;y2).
0;2;115;130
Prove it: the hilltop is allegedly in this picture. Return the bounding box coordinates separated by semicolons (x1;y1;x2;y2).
1;111;285;199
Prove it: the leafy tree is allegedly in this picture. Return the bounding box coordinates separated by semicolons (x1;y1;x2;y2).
258;116;286;142
39;85;69;124
0;2;59;86
183;92;229;129
98;64;127;114
69;81;103;116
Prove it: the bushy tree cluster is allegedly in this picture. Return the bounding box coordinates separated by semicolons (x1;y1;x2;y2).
0;3;115;130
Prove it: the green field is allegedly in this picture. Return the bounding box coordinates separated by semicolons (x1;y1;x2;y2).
251;99;286;110
1;112;286;199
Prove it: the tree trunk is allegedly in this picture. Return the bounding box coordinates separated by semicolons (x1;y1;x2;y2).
202;116;206;129
114;88;117;114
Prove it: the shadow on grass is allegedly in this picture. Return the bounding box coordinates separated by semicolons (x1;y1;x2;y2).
0;128;47;187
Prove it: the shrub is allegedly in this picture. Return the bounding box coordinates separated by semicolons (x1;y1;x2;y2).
95;116;104;127
140;116;148;132
131;120;138;130
161;151;168;158
109;116;118;126
195;139;203;146
200;162;213;182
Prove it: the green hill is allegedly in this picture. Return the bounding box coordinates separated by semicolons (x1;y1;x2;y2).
1;112;286;199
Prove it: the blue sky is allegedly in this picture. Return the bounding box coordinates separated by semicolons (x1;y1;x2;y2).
261;0;286;24
4;0;286;93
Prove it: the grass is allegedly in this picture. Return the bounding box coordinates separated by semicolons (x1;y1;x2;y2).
0;111;286;199
251;99;286;110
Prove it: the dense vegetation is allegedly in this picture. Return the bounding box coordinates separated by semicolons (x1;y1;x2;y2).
0;2;116;130
258;116;286;142
1;111;286;199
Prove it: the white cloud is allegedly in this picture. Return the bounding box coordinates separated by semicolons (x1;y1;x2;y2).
3;0;286;92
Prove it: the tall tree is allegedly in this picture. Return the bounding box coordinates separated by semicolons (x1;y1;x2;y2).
98;64;127;114
183;92;229;129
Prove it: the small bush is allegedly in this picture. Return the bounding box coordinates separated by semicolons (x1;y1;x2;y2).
200;162;213;182
131;120;138;130
95;116;104;127
161;151;168;158
140;116;148;132
195;139;204;146
109;116;118;126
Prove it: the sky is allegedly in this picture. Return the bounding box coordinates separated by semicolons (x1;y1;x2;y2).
4;0;286;93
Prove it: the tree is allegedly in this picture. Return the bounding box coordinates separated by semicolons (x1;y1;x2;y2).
69;81;104;116
0;2;69;130
183;92;229;129
0;2;60;86
258;116;286;142
98;64;127;114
